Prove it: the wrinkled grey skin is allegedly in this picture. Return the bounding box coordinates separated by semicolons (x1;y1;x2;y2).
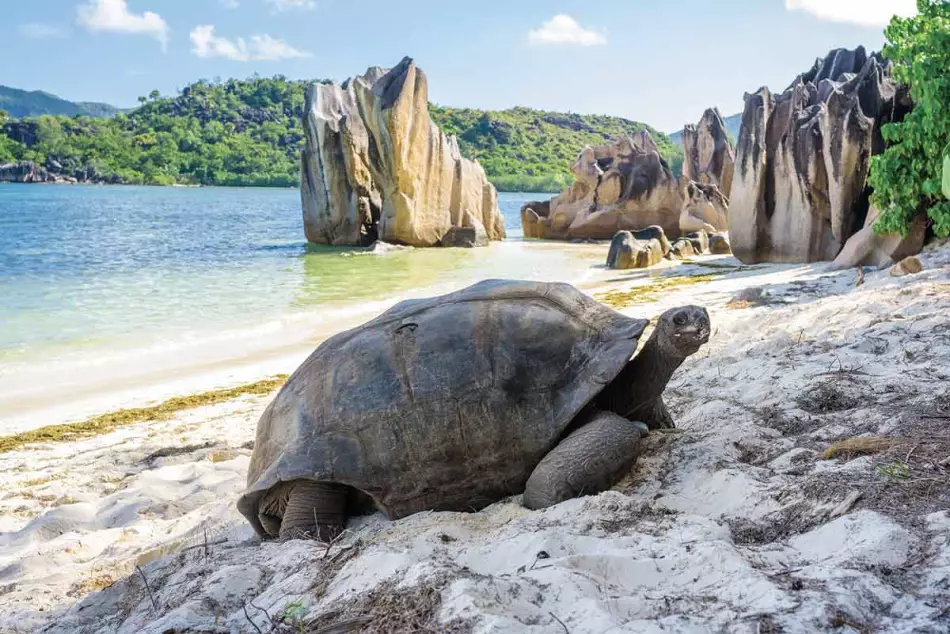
237;279;710;542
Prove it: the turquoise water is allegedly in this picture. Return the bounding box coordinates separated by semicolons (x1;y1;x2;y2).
0;185;607;371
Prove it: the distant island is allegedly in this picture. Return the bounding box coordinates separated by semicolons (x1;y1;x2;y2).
0;77;683;193
0;85;122;119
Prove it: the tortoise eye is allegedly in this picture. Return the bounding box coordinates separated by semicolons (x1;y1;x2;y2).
673;312;688;326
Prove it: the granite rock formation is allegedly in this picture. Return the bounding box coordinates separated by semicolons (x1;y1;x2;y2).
671;239;696;259
606;231;666;269
680;181;730;234
300;57;506;247
686;230;710;255
831;206;927;269
728;47;912;264
0;161;51;183
682;108;736;197
631;225;673;256
709;232;732;255
521;133;684;240
0;160;85;184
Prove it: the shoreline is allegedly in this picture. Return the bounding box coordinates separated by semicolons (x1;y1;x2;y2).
0;178;560;195
0;375;287;454
0;250;724;440
2;244;948;632
0;239;619;434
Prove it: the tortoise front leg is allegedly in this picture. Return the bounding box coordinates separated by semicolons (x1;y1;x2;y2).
522;411;648;510
279;481;347;542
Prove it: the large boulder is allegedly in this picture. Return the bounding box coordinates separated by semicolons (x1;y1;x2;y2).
300;57;506;247
686;230;710;255
440;225;489;248
709;232;732;255
631;225;672;256
681;107;736;197
1;120;40;147
830;205;927;269
729;47;913;264
680;181;729;234
521;133;684;241
671;239;696;259
521;200;551;240
606;231;637;269
606;231;665;269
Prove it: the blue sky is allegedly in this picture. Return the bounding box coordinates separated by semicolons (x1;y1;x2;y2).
0;0;916;131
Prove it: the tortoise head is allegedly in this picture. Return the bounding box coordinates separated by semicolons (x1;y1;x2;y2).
655;305;710;359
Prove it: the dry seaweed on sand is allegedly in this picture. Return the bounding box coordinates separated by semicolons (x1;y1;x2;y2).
804;412;950;526
823;436;895;460
595;273;722;309
0;375;288;454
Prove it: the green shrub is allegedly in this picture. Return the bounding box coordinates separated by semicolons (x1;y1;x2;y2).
870;0;950;237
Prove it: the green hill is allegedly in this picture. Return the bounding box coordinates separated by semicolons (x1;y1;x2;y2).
0;77;309;186
0;85;121;119
668;112;741;146
430;105;683;192
0;76;682;192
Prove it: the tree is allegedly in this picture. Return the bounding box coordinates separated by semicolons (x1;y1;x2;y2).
870;0;950;237
149;90;161;101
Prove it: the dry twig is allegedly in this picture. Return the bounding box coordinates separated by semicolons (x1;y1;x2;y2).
136;566;159;613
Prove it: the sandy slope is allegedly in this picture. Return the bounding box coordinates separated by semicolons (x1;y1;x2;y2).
2;246;949;633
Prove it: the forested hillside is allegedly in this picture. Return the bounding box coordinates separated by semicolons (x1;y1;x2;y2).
0;77;309;187
0;76;682;192
430;106;682;192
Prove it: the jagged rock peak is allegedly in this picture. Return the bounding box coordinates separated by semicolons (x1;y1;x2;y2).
300;57;506;248
728;47;912;264
681;107;735;197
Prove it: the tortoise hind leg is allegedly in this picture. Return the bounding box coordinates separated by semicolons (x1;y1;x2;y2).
279;481;347;543
523;411;648;510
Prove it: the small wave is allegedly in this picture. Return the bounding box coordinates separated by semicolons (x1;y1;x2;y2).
342;242;414;257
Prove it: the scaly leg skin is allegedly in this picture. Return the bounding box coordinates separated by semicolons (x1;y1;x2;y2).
651;398;675;430
279;481;348;543
522;411;649;510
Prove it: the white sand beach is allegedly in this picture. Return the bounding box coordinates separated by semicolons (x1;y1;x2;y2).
2;244;949;634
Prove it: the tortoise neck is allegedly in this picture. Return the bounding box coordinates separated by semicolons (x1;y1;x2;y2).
600;329;683;420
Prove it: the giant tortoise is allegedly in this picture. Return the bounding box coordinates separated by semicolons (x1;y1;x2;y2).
237;279;709;541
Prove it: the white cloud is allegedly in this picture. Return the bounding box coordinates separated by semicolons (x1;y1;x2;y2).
785;0;918;28
265;0;316;11
76;0;169;50
18;23;67;39
528;14;606;46
189;25;312;61
220;0;240;8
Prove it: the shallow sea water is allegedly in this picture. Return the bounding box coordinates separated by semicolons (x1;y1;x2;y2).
0;185;613;426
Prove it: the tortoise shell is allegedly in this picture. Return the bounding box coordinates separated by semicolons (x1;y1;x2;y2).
237;279;647;536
